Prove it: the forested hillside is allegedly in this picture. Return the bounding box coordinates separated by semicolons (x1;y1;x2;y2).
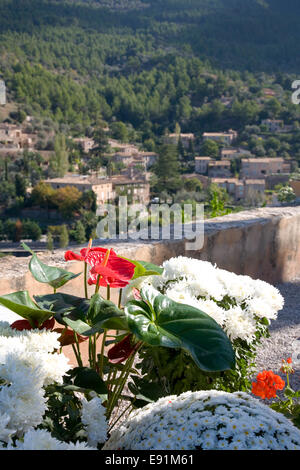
1;0;300;138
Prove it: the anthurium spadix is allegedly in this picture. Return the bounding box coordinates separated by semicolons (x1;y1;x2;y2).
124;286;235;372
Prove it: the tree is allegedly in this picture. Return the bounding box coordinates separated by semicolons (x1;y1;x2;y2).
23;220;42;241
30;182;56;210
47;232;54;251
50;134;69;177
53;186;82;218
153;144;182;195
15;174;27;198
110;122;128;142
201;139;219;158
277;186;296;204
59;225;69;248
72;220;86;244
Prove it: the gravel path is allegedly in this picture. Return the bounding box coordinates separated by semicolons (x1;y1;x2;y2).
254;279;300;392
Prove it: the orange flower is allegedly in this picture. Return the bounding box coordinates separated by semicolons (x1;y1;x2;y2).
287;357;292;364
251;370;285;399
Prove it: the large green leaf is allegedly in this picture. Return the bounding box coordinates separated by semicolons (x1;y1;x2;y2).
120;257;163;280
0;291;53;326
22;243;81;289
125;286;235;372
35;292;128;336
68;367;108;395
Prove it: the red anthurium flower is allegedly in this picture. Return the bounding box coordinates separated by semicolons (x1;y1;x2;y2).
53;328;88;347
11;317;55;331
89;250;135;288
108;334;138;364
65;241;135;288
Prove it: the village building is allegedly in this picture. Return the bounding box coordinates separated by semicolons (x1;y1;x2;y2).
110;177;150;205
203;129;237;145
207;160;231;178
194;156;211;174
261;119;284;132
211;177;266;202
43;174;115;206
113;151;158;170
220;147;252;160
163;133;195;149
73;137;95;153
240;158;285;179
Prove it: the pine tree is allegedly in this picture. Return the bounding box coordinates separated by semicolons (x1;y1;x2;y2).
73;221;86;244
59;225;69;248
153;144;182;194
50;134;69;177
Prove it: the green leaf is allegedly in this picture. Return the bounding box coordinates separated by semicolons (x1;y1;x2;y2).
128;375;166;407
284;386;296;398
34;292;128;336
125;286;235;372
0;291;53;326
119;257;163;280
22;242;81;289
71;367;108;395
34;293;90;326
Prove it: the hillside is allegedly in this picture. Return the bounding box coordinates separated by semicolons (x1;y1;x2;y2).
1;0;300;137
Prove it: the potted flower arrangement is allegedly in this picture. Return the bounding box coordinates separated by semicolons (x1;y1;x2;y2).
0;240;298;451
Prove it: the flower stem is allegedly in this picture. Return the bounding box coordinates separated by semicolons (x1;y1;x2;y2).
118;289;123;309
84;262;88;299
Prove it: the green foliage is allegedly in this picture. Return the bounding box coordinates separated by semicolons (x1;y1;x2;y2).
72;220;86;244
22;242;81;290
137;325;268;395
153;144;182;195
277;186;296;204
0;290;53;327
59;224;69;248
124;286;235;372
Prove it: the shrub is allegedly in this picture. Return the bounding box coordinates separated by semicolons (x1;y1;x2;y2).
104;390;300;450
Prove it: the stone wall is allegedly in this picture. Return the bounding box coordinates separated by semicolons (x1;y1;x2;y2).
1;205;300;365
1;206;300;300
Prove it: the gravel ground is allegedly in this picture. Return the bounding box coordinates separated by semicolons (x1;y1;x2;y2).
254;278;300;392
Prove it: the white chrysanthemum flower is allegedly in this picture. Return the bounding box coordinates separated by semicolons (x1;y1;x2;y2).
224;307;257;344
104;390;300;450
0;326;70;441
81;397;107;447
10;429;96;450
0;355;47;436
0;412;16;443
245;297;277;320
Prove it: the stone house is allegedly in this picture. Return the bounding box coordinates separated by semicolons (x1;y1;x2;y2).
163;133;195;149
44;175;115;206
240;158;285;179
195;156;211;174
208;160;232;178
203;129;238;145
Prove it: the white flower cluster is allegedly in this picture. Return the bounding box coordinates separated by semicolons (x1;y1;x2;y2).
104;390;300;450
81;396;108;447
6;429;96;450
0;321;70;443
123;256;284;344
